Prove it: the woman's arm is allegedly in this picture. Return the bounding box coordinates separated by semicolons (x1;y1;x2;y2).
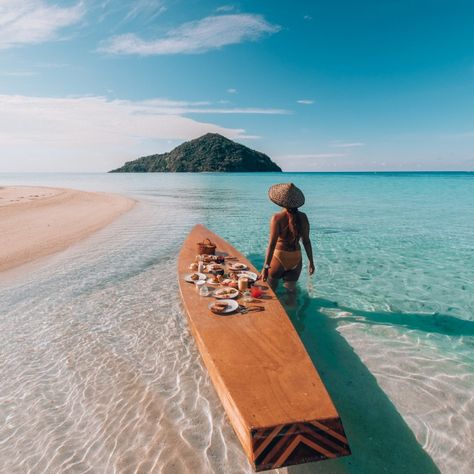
261;215;279;281
301;213;315;275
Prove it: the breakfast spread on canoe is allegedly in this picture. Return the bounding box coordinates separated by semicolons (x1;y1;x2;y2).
185;248;263;313
178;224;351;472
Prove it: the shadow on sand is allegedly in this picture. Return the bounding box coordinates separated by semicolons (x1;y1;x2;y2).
246;254;443;474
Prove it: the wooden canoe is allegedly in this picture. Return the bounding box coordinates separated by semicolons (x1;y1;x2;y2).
178;224;350;471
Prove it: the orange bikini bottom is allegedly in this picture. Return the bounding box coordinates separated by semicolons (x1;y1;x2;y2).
273;249;302;272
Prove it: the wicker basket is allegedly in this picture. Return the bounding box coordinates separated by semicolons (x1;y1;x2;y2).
197;238;217;255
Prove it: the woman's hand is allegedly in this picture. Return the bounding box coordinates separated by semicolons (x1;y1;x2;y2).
260;267;269;282
308;261;315;275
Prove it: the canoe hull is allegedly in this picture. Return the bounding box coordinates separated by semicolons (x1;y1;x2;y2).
252;418;350;471
178;224;350;471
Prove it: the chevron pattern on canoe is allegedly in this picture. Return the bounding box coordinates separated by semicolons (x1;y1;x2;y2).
251;418;350;471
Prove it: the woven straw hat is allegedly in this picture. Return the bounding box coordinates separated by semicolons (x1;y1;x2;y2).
268;183;305;208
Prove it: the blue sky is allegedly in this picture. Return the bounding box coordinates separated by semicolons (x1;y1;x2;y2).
1;0;473;172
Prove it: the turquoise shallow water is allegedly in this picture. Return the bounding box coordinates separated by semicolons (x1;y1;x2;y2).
0;172;473;473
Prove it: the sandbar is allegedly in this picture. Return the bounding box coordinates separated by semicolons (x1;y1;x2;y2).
0;186;135;273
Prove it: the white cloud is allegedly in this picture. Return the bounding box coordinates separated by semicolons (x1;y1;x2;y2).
275;153;350;171
0;71;38;76
297;99;314;104
280;153;348;159
95;0;165;26
227;88;238;94
0;94;262;172
216;5;235;13
0;0;85;49
331;142;365;148
93;0;166;26
112;98;289;115
34;61;69;68
174;107;288;114
124;0;166;21
443;131;474;139
304;15;312;21
98;14;280;55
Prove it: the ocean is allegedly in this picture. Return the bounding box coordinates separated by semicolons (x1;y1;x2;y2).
0;172;473;473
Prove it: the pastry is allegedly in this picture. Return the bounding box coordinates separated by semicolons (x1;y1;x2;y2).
214;302;228;311
210;302;229;314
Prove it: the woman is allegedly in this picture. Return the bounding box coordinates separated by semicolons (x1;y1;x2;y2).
261;183;315;292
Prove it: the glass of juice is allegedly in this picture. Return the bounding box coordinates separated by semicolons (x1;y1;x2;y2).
238;277;248;292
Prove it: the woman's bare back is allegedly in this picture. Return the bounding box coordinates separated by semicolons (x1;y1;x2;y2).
273;210;310;251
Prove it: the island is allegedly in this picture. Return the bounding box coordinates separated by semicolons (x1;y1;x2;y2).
109;133;282;172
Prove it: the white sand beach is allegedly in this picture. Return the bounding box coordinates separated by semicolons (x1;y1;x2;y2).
0;186;135;273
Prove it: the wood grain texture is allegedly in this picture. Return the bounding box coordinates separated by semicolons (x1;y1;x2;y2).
178;224;350;471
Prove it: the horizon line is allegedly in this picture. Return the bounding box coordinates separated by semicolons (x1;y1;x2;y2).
1;170;473;175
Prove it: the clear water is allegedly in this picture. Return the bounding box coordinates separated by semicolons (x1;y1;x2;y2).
0;172;473;474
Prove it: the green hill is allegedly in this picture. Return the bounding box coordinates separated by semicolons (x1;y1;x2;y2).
109;133;282;172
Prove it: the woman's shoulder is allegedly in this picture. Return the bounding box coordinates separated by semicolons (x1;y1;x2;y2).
272;210;286;221
270;211;286;229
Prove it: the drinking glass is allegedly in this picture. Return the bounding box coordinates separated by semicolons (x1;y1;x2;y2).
242;290;252;303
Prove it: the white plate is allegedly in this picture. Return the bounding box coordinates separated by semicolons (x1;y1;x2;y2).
206;278;221;286
221;278;233;285
237;271;258;281
213;287;240;299
184;272;206;283
206;263;224;272
208;299;239;314
229;262;248;271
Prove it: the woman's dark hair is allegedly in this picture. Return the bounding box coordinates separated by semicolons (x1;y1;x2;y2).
286;208;302;247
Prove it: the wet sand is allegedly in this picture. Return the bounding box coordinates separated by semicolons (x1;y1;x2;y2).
0;186;135;272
